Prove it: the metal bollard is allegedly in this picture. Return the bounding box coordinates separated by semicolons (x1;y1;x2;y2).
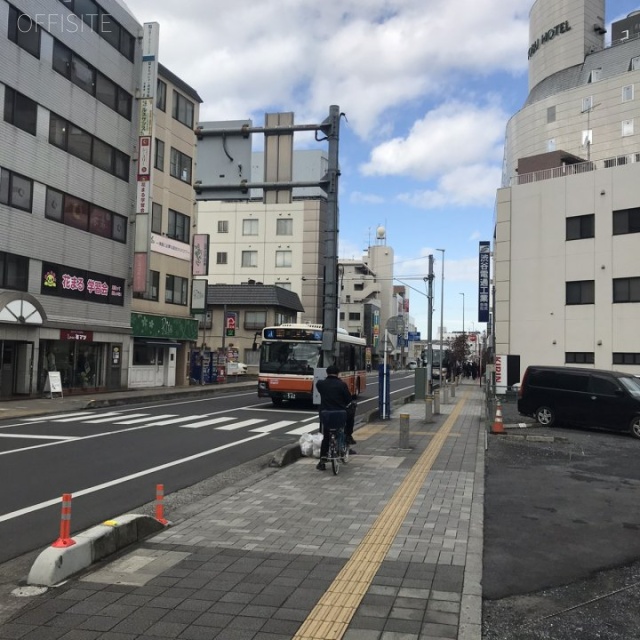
399;413;410;449
451;384;456;398
425;395;434;423
442;382;449;404
433;389;440;415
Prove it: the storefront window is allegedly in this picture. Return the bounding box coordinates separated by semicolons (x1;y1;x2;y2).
133;343;165;366
39;339;104;391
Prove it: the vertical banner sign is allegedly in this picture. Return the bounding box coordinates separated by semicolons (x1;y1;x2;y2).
478;241;491;323
495;354;507;394
133;22;160;293
192;234;210;276
191;279;207;313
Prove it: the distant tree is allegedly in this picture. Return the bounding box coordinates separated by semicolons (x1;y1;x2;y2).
449;334;470;368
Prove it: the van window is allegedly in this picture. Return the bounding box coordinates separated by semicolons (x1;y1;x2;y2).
591;375;619;396
529;370;556;387
620;376;640;398
555;372;589;391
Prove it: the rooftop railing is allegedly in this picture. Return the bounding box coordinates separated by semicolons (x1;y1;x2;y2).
511;153;640;186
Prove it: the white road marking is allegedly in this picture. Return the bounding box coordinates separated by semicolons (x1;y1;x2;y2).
286;422;320;435
21;412;96;421
0;433;76;440
0;432;268;524
146;415;209;426
216;419;266;431
250;420;297;433
84;413;134;423
180;417;235;429
114;414;175;424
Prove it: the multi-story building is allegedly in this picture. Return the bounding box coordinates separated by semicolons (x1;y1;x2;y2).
0;0;141;397
129;64;201;388
495;0;640;374
196;150;328;325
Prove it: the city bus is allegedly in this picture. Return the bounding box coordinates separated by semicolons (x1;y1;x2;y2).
258;323;367;406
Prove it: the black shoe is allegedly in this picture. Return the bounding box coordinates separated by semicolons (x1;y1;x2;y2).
347;437;357;445
349;448;357;455
316;459;326;470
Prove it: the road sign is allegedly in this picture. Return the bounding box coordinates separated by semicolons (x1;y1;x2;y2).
407;332;421;341
386;315;405;336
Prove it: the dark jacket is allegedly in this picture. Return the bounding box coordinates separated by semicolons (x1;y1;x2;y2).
316;375;352;412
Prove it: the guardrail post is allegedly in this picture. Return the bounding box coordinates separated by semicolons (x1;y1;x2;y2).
451;383;456;398
399;413;410;449
433;389;440;415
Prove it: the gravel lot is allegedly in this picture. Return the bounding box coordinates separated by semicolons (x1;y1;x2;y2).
483;395;640;639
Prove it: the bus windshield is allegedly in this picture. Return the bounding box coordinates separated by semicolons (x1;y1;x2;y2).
260;341;321;374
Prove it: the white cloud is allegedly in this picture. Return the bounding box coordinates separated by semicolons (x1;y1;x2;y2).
349;191;385;205
122;0;530;138
360;102;508;180
396;164;502;209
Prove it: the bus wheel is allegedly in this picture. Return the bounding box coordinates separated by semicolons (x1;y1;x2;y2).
272;397;283;407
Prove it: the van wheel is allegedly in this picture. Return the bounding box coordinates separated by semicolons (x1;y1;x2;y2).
534;406;555;426
630;416;640;439
272;397;283;407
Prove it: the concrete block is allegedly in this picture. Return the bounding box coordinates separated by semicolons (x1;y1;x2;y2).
27;539;92;586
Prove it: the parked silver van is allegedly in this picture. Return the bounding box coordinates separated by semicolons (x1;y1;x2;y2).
517;365;640;438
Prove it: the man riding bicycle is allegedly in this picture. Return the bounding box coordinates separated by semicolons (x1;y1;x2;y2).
315;364;353;471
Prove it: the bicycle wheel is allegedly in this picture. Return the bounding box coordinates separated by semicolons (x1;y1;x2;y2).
329;437;340;475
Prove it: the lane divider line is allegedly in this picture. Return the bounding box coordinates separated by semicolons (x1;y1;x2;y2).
293;393;468;640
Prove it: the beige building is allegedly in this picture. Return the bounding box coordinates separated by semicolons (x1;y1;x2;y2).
196;151;329;325
495;0;640;374
129;65;202;388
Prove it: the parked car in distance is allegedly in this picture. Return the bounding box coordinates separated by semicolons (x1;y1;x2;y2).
517;365;640;438
407;361;418;370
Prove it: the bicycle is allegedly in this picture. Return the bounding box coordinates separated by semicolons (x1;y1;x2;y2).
320;410;349;475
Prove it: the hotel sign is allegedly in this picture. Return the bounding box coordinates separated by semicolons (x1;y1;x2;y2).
478;241;490;323
528;20;571;58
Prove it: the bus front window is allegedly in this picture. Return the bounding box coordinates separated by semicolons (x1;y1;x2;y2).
259;342;321;374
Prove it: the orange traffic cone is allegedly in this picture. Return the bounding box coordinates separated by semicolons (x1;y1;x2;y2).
491;401;505;434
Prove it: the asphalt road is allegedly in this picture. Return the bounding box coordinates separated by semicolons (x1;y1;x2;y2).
483;397;640;639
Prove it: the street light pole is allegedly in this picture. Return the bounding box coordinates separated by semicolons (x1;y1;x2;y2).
459;292;465;336
436;248;445;379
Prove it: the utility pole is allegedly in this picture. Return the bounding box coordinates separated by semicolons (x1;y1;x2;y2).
193;105;342;367
321;105;341;367
425;255;435;393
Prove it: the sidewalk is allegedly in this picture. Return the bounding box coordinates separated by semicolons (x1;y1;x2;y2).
0;381;486;640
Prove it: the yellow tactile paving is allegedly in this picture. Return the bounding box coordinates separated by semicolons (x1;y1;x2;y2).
293;394;468;640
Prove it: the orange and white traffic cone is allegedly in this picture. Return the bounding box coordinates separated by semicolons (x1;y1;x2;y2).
491;401;505;434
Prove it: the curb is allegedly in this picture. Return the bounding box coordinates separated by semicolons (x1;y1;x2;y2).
27;514;166;587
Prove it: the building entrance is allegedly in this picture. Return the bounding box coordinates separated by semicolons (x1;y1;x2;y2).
0;340;34;398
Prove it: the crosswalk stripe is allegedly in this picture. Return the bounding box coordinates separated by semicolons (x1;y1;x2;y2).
216;419;267;431
250;420;297;433
180;417;235;429
286;422;320;435
147;415;209;426
53;412;110;422
84;412;134;423
114;414;175;424
23;412;96;421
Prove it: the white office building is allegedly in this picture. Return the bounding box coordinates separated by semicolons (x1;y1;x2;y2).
495;0;640;374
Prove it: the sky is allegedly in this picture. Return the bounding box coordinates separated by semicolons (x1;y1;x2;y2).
122;0;640;336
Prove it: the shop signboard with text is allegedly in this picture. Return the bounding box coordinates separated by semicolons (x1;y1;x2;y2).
41;263;124;306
